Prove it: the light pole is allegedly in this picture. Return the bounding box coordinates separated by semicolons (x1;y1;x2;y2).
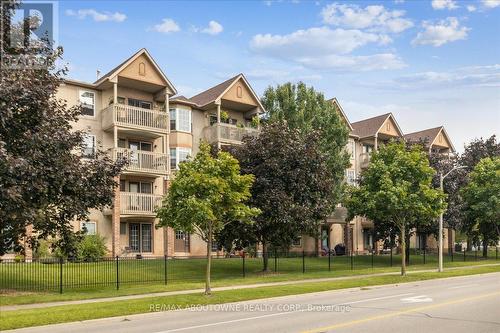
438;165;467;272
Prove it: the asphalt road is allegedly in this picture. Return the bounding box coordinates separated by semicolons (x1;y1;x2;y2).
7;272;500;333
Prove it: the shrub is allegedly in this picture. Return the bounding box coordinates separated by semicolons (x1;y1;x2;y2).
76;235;107;261
34;240;51;259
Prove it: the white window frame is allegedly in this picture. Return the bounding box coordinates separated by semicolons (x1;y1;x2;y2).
347;138;356;159
82;134;96;158
169;108;192;133
346;169;356;185
170;147;192;170
79;90;96;117
80;221;97;235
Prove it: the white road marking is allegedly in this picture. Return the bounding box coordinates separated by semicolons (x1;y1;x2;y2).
153;293;414;333
400;295;433;303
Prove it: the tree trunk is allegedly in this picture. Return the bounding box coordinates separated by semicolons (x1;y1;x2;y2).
262;241;269;271
205;228;212;295
482;238;488;258
401;224;407;276
405;234;410;266
466;237;472;251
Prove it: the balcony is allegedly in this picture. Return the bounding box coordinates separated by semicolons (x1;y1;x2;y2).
102;104;168;132
360;153;371;169
120;192;163;216
111;148;168;175
203;123;259;145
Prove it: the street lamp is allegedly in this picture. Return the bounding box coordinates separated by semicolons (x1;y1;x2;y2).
438;165;467;272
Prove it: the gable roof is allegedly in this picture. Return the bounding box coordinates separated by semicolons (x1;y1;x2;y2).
94;48;177;95
189;74;265;112
351;113;391;138
405;126;455;152
328;98;353;131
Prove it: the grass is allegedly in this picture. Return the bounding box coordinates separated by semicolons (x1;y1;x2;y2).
1;252;498;306
0;265;498;331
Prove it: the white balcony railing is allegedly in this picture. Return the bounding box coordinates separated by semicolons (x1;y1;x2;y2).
120;192;163;215
203;123;259;144
102;104;168;132
111;148;168;174
360;153;371;168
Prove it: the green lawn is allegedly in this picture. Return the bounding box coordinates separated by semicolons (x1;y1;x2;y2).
1;251;498;306
1;265;498;331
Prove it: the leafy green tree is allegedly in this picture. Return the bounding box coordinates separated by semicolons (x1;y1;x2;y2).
459;136;500;249
233;121;335;270
262;82;350;208
0;3;124;256
345;142;446;275
461;157;500;258
76;235;108;262
156;143;259;294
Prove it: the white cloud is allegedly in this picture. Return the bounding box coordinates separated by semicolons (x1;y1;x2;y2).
152;18;180;33
251;27;391;57
467;5;477;12
393;65;500;88
320;3;413;33
250;26;403;71
201;21;223;35
482;0;500;8
431;0;459;10
298;53;406;71
65;9;126;22
412;17;470;47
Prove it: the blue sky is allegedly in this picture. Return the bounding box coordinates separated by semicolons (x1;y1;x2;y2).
58;0;500;151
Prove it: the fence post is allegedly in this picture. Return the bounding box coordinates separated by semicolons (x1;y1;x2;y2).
59;257;63;294
302;250;305;273
328;250;331;272
164;255;168;285
116;256;119;290
242;251;246;278
350;250;353;270
390;247;393;267
274;249;277;272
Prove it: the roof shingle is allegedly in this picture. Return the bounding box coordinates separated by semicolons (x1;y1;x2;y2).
189;74;241;107
351;113;391;138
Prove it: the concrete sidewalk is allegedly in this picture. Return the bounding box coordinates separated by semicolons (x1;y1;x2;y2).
2;263;499;312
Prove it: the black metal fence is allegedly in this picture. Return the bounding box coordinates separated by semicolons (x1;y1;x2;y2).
1;247;498;293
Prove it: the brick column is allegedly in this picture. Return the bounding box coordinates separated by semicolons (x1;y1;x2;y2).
112;176;121;257
24;225;33;262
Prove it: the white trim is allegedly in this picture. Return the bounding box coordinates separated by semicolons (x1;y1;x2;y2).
214;74;266;114
375;113;404;138
330;98;353;131
80;221;97;235
170;147;192;170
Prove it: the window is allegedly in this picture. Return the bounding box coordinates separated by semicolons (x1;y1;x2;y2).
346;170;356;185
236;85;243;98
169;108;192;132
292;236;302;247
362;145;373;154
129;223;152;252
347;139;355;159
175;230;190;252
80;222;96;235
120;180;126;192
211;242;218;252
363;229;373;250
82;134;96;158
128;181;153;194
128;98;152;110
139;62;146;76
79;91;95;116
170;148;192;170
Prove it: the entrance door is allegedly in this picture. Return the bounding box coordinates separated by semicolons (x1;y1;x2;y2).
321;227;329;251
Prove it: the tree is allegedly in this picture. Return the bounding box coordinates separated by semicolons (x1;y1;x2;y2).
0;3;124;256
345;142;446;275
156;143;259;294
460;135;500;250
461;157;500;258
233;121;335;270
262;82;350;208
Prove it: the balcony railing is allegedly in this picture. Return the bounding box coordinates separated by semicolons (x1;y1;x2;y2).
111;148;168;174
360;153;371;169
203;123;259;144
102;104;168;132
120;192;163;215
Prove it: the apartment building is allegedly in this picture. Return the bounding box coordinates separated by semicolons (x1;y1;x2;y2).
297;102;457;256
56;49;263;258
